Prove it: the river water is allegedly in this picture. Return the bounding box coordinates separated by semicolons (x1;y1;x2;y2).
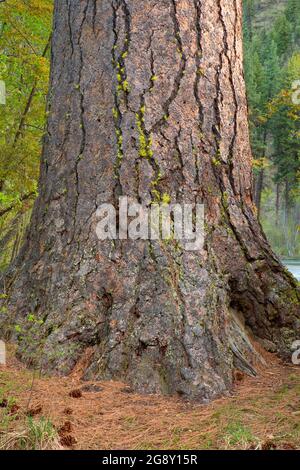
282;259;300;281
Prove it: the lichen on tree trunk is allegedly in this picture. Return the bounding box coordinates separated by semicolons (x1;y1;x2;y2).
1;0;299;401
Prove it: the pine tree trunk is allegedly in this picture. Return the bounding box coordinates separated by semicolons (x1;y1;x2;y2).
254;168;264;217
276;183;280;227
1;0;299;401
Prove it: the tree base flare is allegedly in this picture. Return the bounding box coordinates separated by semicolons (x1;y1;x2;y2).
1;233;299;402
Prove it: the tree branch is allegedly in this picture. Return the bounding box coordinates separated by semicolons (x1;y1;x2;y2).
0;192;35;218
13;34;52;145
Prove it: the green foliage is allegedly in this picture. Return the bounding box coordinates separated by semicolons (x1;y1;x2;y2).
224;422;257;448
0;0;52;269
286;0;300;44
14;313;45;367
272;14;293;58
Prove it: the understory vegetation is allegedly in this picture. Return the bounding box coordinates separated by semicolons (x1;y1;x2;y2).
0;0;52;270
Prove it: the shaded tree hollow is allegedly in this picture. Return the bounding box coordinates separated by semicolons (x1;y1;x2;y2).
0;0;299;402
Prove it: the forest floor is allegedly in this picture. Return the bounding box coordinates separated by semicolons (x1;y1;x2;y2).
0;344;300;450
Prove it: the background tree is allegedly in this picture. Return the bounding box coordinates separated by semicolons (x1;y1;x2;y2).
268;53;300;256
243;0;300;256
286;0;300;44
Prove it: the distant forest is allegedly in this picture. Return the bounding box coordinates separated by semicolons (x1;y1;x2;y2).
244;0;300;258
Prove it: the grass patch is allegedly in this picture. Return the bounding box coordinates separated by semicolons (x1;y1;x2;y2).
222;422;257;448
0;416;62;450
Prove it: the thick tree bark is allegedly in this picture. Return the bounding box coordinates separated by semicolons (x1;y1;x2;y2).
1;0;299;401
